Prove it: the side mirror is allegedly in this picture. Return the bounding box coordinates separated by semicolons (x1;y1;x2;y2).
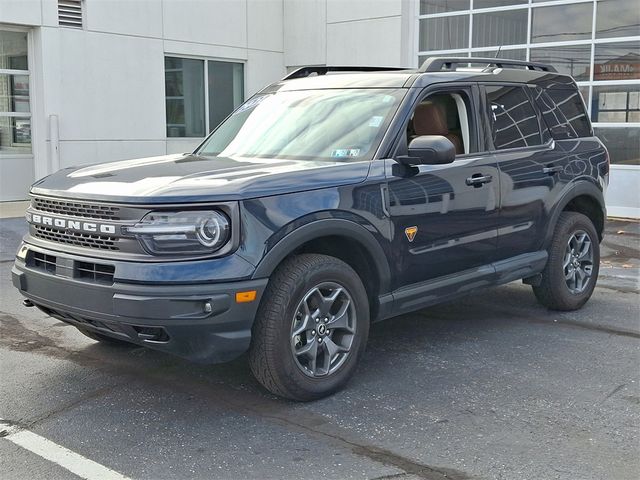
397;135;456;166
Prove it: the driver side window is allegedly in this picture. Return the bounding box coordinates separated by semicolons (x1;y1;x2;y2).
407;91;477;156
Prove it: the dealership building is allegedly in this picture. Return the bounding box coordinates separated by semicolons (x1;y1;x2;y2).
1;0;638;217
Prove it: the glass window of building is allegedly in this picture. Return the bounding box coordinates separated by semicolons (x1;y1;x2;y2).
420;0;469;15
0;30;30;154
595;0;640;39
474;0;527;7
417;0;640;166
594;42;640;81
165;56;243;138
208;61;244;131
530;45;591;81
419;15;469;51
594;127;640;165
531;3;593;44
471;49;527;60
165;57;205;138
472;9;528;48
592;85;640;123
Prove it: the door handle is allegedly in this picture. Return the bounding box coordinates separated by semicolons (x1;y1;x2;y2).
542;165;563;175
466;174;493;187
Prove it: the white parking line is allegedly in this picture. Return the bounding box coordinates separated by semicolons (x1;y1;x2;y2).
1;419;131;480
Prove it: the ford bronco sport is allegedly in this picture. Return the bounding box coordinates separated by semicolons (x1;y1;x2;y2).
13;58;609;400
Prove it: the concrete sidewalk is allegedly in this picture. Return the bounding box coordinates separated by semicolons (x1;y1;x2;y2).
600;219;640;292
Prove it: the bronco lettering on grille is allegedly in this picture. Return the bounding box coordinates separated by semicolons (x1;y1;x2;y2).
27;212;117;235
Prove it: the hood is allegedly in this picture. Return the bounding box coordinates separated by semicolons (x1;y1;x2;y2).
30;154;371;204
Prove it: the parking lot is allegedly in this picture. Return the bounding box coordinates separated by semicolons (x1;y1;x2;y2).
1;218;638;480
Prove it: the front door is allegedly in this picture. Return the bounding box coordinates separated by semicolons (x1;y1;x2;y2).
386;85;500;293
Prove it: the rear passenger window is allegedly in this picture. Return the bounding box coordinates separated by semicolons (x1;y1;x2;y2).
534;87;592;139
485;86;543;150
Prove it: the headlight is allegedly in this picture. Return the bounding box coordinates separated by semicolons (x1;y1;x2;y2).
123;210;231;255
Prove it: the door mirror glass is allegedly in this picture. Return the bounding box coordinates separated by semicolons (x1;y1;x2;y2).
399;135;456;166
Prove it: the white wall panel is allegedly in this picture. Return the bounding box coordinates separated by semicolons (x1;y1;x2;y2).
41;0;57;27
283;0;326;67
51;29;165;141
0;0;42;26
163;40;247;62
326;0;400;23
248;0;283;52
58;140;167;168
246;49;285;96
162;0;247;48
166;138;202;155
327;16;402;66
606;167;640;218
0;155;35;200
85;0;163;38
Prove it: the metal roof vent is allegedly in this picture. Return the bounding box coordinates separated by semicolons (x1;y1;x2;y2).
58;0;83;28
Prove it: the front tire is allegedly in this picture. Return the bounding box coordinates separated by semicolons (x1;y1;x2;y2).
249;254;370;401
533;212;600;311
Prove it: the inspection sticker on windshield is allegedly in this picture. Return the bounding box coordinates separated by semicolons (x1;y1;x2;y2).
368;116;383;127
234;95;266;114
331;148;360;158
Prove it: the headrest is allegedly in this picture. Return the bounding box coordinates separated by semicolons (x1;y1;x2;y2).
413;102;449;136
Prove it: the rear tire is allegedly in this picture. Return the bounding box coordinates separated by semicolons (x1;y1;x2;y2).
533;212;599;311
77;328;134;347
249;254;369;401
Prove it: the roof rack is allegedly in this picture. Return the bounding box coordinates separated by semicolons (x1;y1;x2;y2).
419;57;557;73
283;65;408;81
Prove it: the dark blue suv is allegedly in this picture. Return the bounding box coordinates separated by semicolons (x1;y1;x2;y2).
13;58;609;400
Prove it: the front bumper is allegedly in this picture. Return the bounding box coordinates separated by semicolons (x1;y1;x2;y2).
12;244;268;363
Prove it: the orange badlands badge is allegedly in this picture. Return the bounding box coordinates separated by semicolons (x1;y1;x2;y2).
405;226;418;242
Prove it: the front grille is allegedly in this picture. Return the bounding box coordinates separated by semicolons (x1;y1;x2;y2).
32;197;121;220
33;225;119;251
29;251;115;284
33;251;57;274
75;260;115;283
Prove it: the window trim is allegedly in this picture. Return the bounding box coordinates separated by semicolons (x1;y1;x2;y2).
163;54;246;139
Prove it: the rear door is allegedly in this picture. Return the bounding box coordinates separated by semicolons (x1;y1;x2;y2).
482;83;569;260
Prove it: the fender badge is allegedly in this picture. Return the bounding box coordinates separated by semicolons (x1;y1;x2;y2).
405;226;418;242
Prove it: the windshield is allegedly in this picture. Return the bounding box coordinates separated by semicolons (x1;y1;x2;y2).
196;88;405;162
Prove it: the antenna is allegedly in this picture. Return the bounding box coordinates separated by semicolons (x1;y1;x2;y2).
494;45;503;58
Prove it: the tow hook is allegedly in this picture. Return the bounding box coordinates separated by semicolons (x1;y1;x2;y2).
22;299;34;308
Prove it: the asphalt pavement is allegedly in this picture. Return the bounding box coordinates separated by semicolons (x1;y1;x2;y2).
0;217;638;480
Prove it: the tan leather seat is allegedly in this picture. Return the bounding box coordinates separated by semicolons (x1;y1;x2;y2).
412;102;464;154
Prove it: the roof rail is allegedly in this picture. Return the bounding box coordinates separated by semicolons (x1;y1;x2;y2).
419;57;557;73
283;65;408;81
